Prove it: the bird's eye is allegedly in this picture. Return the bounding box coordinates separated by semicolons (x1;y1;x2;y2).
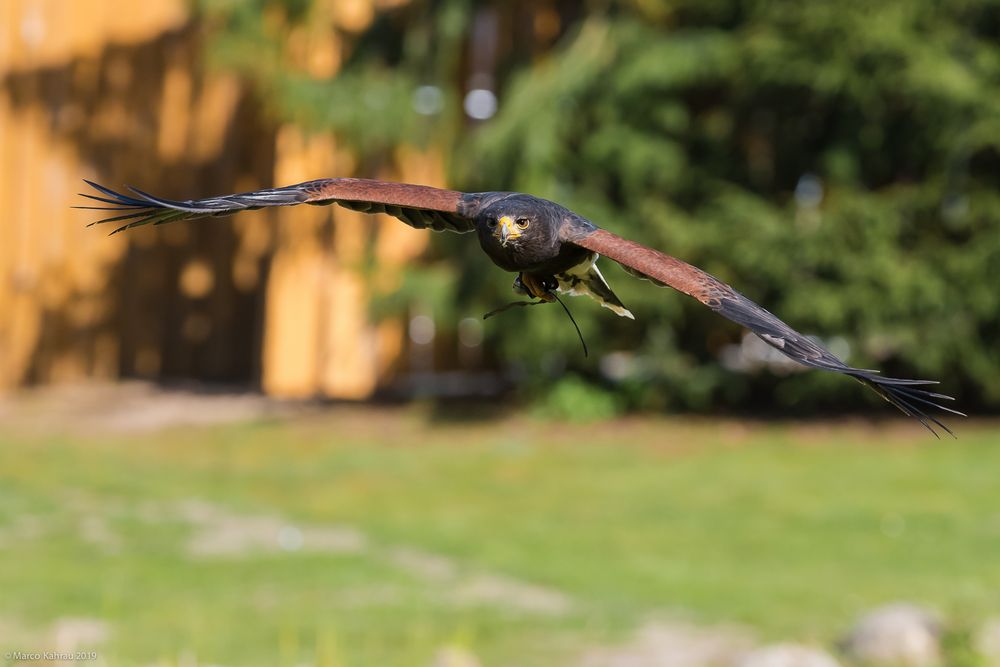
487;217;497;228
515;218;530;229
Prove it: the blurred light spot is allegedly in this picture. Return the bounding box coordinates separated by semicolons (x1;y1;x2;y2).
600;351;636;382
20;8;45;48
409;314;435;345
412;85;444;116
721;332;805;374
721;332;850;374
180;259;214;298
826;336;851;362
534;7;561;41
881;513;906;538
795;173;824;209
277;525;303;551
458;317;484;347
463;89;497;120
332;1;375;32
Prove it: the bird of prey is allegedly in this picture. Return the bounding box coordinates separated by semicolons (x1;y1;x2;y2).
77;178;961;435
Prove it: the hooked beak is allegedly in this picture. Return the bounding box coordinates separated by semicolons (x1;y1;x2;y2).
495;216;521;247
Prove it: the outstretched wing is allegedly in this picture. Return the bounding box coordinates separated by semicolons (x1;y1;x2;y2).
76;178;482;234
571;228;962;437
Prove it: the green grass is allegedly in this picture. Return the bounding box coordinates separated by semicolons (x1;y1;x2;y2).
0;409;997;666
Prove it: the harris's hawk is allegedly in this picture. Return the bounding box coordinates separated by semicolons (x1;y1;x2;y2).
77;178;961;435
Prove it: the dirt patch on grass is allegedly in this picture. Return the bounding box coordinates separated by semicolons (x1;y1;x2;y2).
138;498;367;557
0;381;298;435
451;572;573;615
0;514;45;546
384;547;573;614
78;515;122;553
50;617;111;651
129;497;576;615
579;620;755;667
0;616;111;653
386;546;459;581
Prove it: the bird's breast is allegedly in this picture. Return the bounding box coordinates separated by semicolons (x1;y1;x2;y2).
481;238;591;275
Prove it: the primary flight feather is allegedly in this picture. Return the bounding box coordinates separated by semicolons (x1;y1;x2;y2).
77;177;962;436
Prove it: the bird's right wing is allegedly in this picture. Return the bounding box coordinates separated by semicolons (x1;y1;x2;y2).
76;178;482;234
570;228;963;437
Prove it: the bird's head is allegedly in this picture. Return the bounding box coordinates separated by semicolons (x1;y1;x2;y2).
478;195;556;249
474;194;575;272
489;212;531;247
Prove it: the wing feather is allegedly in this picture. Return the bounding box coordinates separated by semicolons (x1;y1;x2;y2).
76;178;480;234
572;228;962;436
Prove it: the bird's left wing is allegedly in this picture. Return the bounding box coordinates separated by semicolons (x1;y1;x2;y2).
569;228;962;436
77;178;481;234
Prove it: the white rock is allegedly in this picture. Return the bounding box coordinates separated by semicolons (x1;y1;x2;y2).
578;620;755;667
841;603;942;667
974;617;1000;667
430;645;482;667
51;617;111;651
738;643;841;667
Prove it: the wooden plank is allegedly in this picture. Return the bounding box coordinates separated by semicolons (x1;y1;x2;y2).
0;0;423;397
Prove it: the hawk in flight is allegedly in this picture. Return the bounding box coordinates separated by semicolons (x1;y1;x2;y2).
78;178;961;435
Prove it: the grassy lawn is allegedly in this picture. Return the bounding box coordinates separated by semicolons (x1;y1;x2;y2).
0;404;997;666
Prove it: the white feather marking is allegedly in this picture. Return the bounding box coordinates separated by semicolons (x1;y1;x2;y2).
556;254;635;320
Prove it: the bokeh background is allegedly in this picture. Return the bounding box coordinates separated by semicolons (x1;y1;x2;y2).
1;1;999;666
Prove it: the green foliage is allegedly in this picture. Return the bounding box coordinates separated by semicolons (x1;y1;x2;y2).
197;0;1000;412
466;5;1000;412
536;374;624;422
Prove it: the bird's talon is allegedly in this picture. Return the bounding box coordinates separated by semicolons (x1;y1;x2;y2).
520;273;557;302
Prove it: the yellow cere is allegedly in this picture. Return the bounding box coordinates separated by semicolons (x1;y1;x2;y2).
496;215;522;243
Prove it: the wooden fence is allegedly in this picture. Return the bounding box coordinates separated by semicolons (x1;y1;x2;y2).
0;0;437;398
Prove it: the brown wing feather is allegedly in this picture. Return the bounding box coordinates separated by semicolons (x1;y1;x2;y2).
76;178;481;234
572;228;962;437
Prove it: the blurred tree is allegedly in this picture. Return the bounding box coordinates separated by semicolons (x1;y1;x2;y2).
195;0;1000;413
